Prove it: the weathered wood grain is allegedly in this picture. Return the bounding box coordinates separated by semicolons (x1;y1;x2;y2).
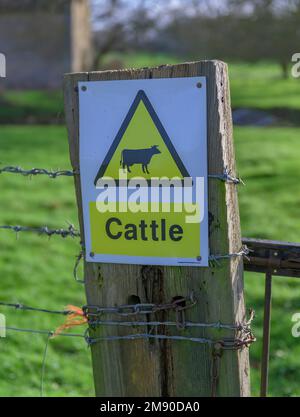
64;61;250;397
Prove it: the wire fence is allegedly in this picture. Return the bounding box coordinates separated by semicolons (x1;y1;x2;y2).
0;224;80;239
0;295;255;396
1;165;243;184
0;166;76;178
0;164;252;397
0;302;70;315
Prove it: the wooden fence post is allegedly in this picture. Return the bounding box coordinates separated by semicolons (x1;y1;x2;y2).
64;60;250;397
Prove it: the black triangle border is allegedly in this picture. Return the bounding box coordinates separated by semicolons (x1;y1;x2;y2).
94;89;190;186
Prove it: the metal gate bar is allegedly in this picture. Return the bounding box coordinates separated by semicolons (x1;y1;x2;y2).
242;237;300;397
260;272;272;397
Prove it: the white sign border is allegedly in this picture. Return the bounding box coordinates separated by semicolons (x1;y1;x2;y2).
79;76;208;267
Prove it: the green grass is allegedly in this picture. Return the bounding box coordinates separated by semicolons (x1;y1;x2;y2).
236;127;300;241
230;62;300;110
0;126;93;397
101;51;180;69
235;126;300;397
3;90;63;113
0;125;300;396
0;90;64;123
104;53;300;110
2;54;300;124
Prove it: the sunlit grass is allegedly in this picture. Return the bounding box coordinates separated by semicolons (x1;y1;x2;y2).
0;126;93;397
235;126;300;397
0;125;300;396
1;50;300;396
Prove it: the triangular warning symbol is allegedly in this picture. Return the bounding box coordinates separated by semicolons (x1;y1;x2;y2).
94;90;190;185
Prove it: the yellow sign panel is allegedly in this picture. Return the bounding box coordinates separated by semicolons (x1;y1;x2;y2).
94;90;189;185
90;203;200;259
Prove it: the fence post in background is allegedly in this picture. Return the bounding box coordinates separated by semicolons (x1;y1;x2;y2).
64;61;250;397
260;271;273;397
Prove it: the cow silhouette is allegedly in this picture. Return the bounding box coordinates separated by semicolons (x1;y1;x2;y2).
120;145;161;174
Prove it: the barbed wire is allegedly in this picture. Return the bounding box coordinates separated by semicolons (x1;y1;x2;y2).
0;298;254;335
209;167;244;185
0;304;255;396
0;165;243;184
0;224;80;238
208;245;250;267
85;308;255;350
178;246;250;266
0;322;254;398
0;224;249;269
0;166;76;178
84;297;254;337
0;320;255;351
0;295;254;334
85;332;255;349
0;301;71;315
0;160;248;396
87;318;251;332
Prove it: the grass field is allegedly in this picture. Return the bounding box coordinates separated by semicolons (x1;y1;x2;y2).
103;53;300;110
235;127;300;396
0;126;93;397
1;54;300;125
1;52;300;397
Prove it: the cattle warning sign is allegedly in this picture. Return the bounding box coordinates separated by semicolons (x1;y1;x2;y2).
79;77;208;266
94;90;189;184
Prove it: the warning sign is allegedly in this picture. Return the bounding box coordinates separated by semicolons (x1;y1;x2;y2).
79;77;208;266
94;90;189;184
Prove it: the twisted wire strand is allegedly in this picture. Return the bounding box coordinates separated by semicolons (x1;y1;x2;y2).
0;166;76;178
0;326;84;338
0;224;80;238
88;319;250;332
85;332;255;349
208;167;244;185
209;245;250;267
0;325;255;349
0;299;254;335
0;165;243;184
0;301;70;315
